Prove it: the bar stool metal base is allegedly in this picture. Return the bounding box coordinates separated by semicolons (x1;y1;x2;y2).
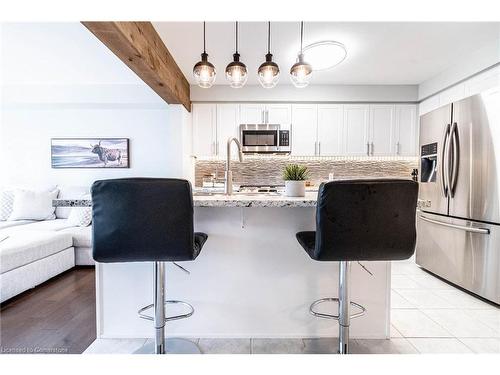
136;262;198;354
309;261;366;354
135;338;201;354
309;298;366;320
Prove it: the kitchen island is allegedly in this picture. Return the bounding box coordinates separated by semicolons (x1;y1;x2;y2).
54;192;391;339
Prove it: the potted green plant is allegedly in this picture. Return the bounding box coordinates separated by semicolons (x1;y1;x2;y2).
283;164;309;197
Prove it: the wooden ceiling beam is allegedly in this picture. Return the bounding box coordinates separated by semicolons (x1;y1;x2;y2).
82;21;191;112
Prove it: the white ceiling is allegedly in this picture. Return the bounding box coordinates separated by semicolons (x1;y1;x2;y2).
153;22;500;86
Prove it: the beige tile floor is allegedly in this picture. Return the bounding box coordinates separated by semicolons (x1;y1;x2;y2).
390;258;500;353
85;259;500;354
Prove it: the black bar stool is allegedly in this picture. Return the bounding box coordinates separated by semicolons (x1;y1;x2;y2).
92;178;207;354
296;179;418;354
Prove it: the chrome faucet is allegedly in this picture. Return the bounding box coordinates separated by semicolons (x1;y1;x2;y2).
225;137;244;195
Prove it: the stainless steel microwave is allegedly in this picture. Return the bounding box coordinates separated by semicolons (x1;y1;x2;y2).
239;124;291;154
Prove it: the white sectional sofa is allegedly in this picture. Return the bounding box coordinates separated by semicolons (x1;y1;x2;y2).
0;186;93;303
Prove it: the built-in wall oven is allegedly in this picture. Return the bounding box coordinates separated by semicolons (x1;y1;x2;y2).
239;124;290;154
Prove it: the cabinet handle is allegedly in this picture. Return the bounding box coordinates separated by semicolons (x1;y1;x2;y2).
261;110;264;123
216;141;219;156
366;142;370;156
211;141;215;156
396;142;400;155
318;141;321;156
314;141;318;156
266;110;269;124
370;142;374;155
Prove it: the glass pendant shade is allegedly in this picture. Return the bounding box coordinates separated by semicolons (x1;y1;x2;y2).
258;22;280;89
290;53;312;88
193;53;216;88
225;23;247;88
290;21;312;88
258;53;280;88
193;22;216;88
225;53;248;88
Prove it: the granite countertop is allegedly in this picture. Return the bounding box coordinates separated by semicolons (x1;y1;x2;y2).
53;192;318;209
192;191;317;207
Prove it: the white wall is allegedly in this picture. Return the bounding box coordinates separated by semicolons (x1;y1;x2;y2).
0;23;192;188
1;96;191;187
418;39;500;100
418;63;500;116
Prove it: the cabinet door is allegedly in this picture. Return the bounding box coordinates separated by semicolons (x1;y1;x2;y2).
216;104;240;158
266;104;292;130
395;105;417;156
343;105;370;156
291;104;318;156
239;104;265;124
317;104;343;156
369;105;396;156
192;103;216;156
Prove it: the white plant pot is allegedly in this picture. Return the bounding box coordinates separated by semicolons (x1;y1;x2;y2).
285;180;306;197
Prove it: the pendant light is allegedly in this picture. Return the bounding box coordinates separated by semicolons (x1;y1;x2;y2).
225;22;248;88
193;22;216;88
258;22;280;89
290;22;312;88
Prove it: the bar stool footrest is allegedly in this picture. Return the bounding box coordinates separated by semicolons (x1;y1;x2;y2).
138;300;195;322
309;297;366;320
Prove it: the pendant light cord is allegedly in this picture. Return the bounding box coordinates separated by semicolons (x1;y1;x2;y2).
300;21;304;53
267;21;271;54
203;21;206;54
235;21;238;53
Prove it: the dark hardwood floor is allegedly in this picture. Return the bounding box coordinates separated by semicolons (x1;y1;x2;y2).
0;267;96;354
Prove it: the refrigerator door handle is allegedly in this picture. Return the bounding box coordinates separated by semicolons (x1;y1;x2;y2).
449;122;460;197
419;215;490;234
441;123;451;198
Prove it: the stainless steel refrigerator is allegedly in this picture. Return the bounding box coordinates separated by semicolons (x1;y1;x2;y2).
416;87;500;304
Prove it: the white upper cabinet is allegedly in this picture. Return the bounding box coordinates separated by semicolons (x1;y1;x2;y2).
239;104;266;123
291;104;318;156
267;104;292;130
193;102;418;158
216;104;240;157
240;104;292;129
394;105;417;156
317;104;344;156
192;103;217;157
343;105;370;156
369;105;396;156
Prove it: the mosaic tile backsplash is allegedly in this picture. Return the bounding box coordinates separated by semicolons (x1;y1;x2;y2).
195;156;418;187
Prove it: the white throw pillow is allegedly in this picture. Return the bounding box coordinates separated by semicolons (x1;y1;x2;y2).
67;195;92;227
0;190;15;221
55;185;90;219
8;188;59;221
